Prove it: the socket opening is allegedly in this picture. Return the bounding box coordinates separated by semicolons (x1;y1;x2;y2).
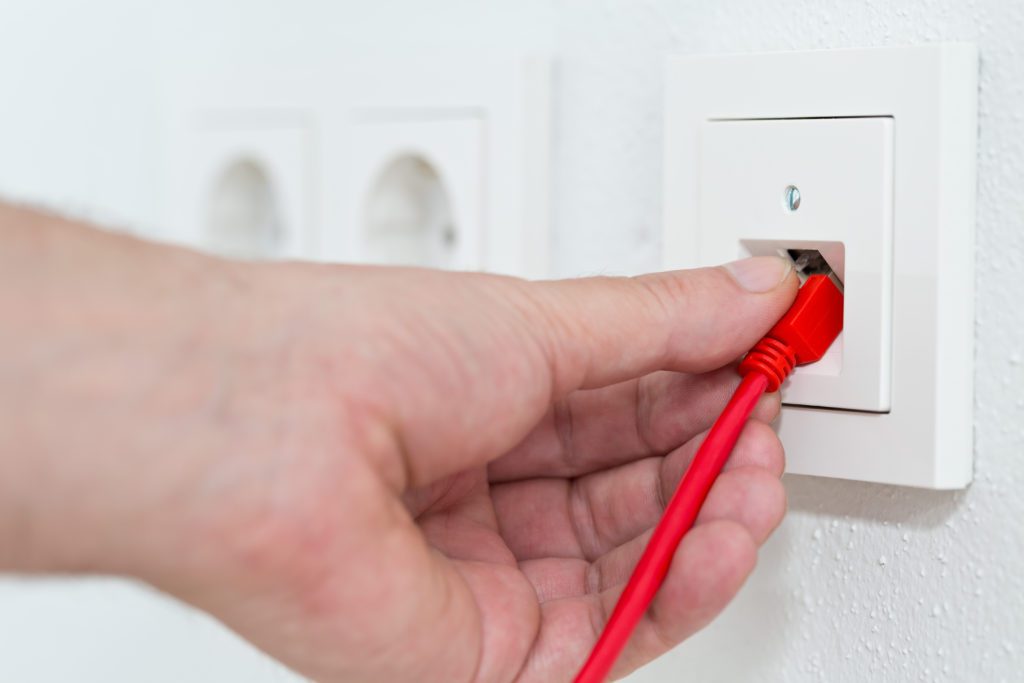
740;239;845;378
784;248;844;292
362;154;458;269
204;158;283;259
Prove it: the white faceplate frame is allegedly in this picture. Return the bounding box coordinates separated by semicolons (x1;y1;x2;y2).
160;54;551;277
664;44;977;489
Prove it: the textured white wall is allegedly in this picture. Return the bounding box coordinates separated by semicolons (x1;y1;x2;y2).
1;0;1021;681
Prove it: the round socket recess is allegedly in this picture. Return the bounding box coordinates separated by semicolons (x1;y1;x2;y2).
205;158;283;259
362;154;458;269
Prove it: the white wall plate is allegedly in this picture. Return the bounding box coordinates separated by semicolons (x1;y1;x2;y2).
700;117;894;412
664;45;977;489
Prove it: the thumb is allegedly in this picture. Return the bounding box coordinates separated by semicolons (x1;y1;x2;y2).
365;256;798;487
526;255;798;394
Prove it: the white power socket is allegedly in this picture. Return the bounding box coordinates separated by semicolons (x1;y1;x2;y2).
167;117;314;260
327;54;552;277
664;45;977;489
343;117;484;270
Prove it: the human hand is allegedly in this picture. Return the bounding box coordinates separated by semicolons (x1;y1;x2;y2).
0;209;798;682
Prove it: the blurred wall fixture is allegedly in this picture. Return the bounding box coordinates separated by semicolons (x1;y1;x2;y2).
205;158;283;259
346;118;482;270
163;107;314;261
162;54;549;275
362;154;458;269
332;55;551;276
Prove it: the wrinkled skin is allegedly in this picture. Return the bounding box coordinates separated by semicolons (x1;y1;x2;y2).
0;204;797;682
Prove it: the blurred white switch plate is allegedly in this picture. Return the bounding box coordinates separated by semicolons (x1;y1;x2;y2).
664;45;977;488
699;117;893;412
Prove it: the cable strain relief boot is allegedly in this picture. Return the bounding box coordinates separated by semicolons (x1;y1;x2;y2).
739;337;796;392
737;273;844;394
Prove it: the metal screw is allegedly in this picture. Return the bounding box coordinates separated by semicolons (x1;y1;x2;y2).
783;185;801;211
441;224;458;247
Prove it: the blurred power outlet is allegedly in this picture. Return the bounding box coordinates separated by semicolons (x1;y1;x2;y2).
344;116;483;270
162;55;550;277
329;55;551;277
170;115;314;260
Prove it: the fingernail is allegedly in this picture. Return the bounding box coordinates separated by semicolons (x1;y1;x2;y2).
724;256;793;293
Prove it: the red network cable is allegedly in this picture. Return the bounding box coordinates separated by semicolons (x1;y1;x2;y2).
574;274;844;683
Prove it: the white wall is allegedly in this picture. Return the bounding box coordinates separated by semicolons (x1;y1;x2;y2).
0;1;160;229
1;0;1021;680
